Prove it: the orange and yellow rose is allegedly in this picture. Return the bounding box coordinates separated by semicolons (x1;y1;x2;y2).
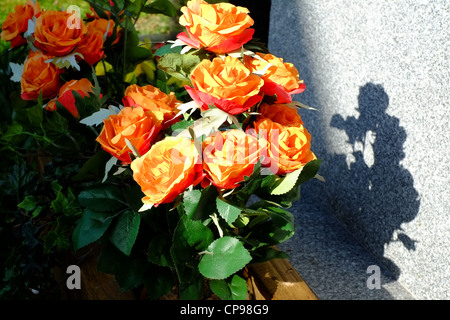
252;117;316;175
45;78;94;118
178;0;254;54
96;106;162;164
123;84;181;129
131;136;203;206
34;10;87;57
21;50;61;101
1;0;41;48
202;129;264;190
187;56;264;115
244;53;305;103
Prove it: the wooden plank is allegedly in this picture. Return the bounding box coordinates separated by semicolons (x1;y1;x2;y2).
246;259;318;300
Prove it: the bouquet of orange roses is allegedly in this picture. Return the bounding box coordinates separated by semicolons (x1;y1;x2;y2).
73;0;321;300
1;0;321;300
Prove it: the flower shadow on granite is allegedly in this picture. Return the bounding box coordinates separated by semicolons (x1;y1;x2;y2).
329;83;421;280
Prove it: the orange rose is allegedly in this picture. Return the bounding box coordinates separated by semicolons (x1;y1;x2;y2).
75;28;104;65
96;106;162;164
45;78;94;118
187;56;264;115
253;118;316;175
131;136;203;206
244;53;305;103
258;103;303;127
86;18;120;45
202;129;263;190
34;10;87;56
1;0;41;48
123;84;181;129
178;0;254;53
21;50;61;101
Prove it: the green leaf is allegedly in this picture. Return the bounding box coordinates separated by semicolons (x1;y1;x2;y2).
142;0;177;17
154;44;182;57
216;198;242;225
72;209;114;251
210;275;248;300
109;210;141;256
72;150;112;182
270;168;303;195
198;237;252;280
262;159;322;207
17;195;36;212
190;185;219;220
249;206;295;246
157;52;201;82
182;189;202;219
78;184;127;212
170;215;205;300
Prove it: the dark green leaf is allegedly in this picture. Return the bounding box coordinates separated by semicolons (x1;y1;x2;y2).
78;184;127;212
72;209;114;251
109;210;141;256
210;275;248;300
142;265;174;299
148;233;173;267
17;195;36;212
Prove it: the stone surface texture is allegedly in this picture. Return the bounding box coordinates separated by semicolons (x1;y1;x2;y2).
268;0;449;300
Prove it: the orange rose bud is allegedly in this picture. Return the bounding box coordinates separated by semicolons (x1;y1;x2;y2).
1;0;41;48
76;29;104;65
178;0;254;54
45;78;94;117
258;103;303;127
96;106;162;164
34;10;87;57
244;53;305;103
123;84;181;129
188;56;264;115
131;136;203;206
21;50;61;101
202;129;263;190
253;118;316;175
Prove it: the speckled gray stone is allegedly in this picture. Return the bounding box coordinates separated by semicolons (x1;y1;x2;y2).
269;0;449;300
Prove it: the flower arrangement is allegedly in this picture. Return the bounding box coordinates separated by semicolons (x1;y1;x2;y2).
0;0;321;300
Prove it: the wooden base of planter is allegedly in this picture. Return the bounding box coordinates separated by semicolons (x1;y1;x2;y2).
245;259;318;300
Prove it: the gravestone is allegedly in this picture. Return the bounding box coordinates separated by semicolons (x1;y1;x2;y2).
268;0;449;300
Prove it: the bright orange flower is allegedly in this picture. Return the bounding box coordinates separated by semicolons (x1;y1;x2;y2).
45;78;94;118
21;50;61;101
75;29;104;65
253;117;316;175
1;0;41;48
96;106;162;164
34;10;87;56
131;136;203;206
188;56;264;115
244;53;305;103
258;103;303;127
178;0;254;53
123;84;181;129
202;129;263;190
